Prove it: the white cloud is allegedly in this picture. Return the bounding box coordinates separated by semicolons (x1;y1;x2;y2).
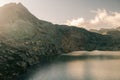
65;9;120;30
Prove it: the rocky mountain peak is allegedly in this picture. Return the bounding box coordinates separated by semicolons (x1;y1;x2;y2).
0;3;40;41
0;3;52;42
0;3;32;24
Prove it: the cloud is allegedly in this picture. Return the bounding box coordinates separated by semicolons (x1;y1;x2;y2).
65;9;120;30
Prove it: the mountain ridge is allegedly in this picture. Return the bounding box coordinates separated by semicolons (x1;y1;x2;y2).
0;3;120;80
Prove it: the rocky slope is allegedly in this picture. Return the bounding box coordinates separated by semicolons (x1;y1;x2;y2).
0;3;119;80
0;3;61;80
90;28;120;50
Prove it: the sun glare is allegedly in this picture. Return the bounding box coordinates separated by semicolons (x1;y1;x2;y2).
0;0;20;7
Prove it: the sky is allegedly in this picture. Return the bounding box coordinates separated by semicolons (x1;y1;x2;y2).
0;0;120;30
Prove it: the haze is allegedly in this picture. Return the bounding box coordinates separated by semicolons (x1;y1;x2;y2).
0;0;120;29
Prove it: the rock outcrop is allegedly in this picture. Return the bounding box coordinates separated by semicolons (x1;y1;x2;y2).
0;3;119;80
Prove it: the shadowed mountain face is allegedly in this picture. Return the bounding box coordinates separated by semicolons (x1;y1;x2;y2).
0;3;119;80
90;28;120;50
0;3;113;51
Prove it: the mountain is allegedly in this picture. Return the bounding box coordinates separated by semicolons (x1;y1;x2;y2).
90;27;120;49
0;3;52;41
0;3;119;80
0;3;60;80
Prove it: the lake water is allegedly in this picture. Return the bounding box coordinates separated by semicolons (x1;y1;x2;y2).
22;51;120;80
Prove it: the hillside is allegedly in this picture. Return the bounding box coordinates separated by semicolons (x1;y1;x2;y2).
0;3;119;80
90;28;120;50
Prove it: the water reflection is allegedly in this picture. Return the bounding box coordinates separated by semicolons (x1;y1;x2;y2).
83;60;93;80
67;60;84;80
22;51;120;80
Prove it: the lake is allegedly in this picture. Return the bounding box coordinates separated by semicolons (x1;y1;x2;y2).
21;51;120;80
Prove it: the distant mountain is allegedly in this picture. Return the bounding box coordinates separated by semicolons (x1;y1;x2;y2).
90;27;120;50
90;27;120;35
0;3;119;80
